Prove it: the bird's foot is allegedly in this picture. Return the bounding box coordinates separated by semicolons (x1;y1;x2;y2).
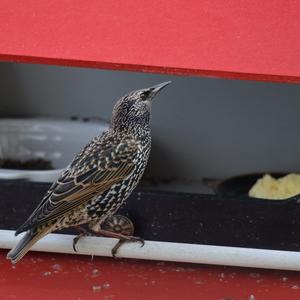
73;226;90;252
96;215;143;257
111;235;145;258
87;215;144;257
92;228;144;258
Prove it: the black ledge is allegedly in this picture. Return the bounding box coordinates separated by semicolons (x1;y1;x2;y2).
1;180;300;252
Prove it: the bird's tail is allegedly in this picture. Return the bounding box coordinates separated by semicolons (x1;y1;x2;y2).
7;228;49;264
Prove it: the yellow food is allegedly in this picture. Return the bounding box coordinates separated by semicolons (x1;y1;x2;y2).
249;173;300;200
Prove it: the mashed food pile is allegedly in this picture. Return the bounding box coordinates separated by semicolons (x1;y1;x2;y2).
249;173;300;200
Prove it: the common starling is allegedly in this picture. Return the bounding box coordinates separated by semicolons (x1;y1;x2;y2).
7;81;171;264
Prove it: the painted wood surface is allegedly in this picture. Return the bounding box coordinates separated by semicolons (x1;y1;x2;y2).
1;250;300;300
0;1;299;82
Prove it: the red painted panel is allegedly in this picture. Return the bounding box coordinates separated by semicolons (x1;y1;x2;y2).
0;1;299;82
1;250;300;299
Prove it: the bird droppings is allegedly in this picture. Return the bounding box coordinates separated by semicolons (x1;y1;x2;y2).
92;285;102;292
30;258;37;264
92;283;110;293
174;267;186;272
51;264;62;271
43;271;51;276
291;284;300;290
36;257;44;262
104;296;115;300
249;273;261;279
75;266;83;273
91;269;100;277
102;283;111;289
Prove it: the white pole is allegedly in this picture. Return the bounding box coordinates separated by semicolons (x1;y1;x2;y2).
1;229;300;271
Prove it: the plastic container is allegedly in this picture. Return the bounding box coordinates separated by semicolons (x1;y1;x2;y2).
0;118;108;182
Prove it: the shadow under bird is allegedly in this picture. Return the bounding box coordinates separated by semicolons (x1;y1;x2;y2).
7;81;171;264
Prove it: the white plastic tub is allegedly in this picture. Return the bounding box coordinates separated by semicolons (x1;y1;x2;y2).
0;118;108;182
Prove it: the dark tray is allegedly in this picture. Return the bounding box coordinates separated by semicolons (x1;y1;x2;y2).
1;179;300;252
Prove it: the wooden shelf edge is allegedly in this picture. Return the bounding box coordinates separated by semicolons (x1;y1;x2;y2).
1;54;300;84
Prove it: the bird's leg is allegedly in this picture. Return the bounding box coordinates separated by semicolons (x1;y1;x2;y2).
73;226;90;252
92;229;145;258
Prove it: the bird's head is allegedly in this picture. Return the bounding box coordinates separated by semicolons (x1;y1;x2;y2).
111;81;171;134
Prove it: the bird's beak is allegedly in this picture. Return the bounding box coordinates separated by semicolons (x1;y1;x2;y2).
147;81;171;99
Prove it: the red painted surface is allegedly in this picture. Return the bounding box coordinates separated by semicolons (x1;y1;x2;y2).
0;250;300;300
0;0;300;82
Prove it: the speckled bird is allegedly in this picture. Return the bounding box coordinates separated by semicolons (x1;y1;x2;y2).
7;81;171;264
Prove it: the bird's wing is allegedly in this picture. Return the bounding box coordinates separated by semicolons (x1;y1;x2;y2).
16;137;139;234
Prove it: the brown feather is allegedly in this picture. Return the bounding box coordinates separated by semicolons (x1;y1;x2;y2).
16;138;138;233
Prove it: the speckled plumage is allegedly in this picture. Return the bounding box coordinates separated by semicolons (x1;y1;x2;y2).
7;81;171;264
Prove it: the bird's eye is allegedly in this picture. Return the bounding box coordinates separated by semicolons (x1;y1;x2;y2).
140;90;151;100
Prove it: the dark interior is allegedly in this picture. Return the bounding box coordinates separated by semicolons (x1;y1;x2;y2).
1;62;300;251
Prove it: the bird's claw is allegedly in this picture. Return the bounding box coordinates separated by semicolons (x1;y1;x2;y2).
112;236;145;258
73;231;91;252
129;236;145;248
73;235;80;252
